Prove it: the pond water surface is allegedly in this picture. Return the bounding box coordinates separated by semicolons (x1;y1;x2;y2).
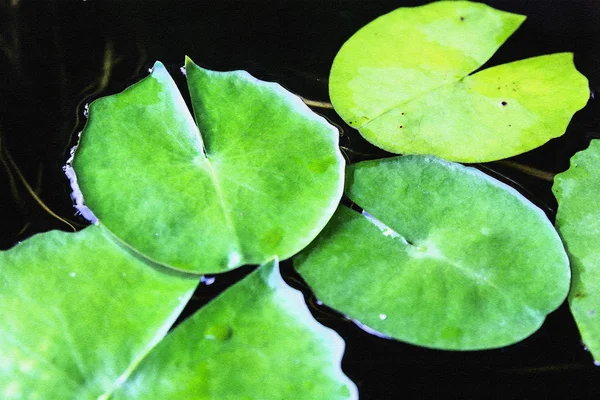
1;0;600;398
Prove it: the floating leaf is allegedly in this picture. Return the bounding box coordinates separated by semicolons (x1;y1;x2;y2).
329;1;589;162
111;259;357;399
73;59;344;274
295;156;570;350
0;226;198;399
553;140;600;363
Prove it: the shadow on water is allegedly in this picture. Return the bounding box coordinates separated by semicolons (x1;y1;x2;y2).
1;0;600;397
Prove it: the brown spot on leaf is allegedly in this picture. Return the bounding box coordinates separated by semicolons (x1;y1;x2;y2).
501;101;508;106
459;16;465;21
574;291;586;299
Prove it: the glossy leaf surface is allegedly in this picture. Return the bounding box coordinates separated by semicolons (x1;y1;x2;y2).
0;226;198;399
112;259;357;399
329;1;589;162
554;140;600;363
296;156;570;350
73;59;344;274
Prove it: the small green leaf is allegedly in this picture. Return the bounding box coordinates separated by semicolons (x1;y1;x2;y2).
553;140;600;363
111;259;358;399
0;226;198;399
73;59;344;274
295;156;570;350
329;1;589;162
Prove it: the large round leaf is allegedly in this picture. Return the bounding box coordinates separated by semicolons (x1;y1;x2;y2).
553;140;600;363
0;226;198;399
295;156;570;350
73;59;344;274
111;259;358;399
329;1;589;162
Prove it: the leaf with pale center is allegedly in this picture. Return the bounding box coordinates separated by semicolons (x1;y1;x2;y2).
295;156;570;350
553;140;600;363
329;1;589;162
73;58;344;274
111;259;358;400
0;226;198;399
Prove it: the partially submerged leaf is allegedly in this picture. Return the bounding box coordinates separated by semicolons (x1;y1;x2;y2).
329;1;589;162
111;259;358;399
295;156;570;350
73;59;344;274
553;140;600;363
0;226;198;399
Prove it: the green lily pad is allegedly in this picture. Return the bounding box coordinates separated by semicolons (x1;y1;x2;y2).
111;259;357;399
0;226;198;399
553;140;600;363
73;58;344;274
329;1;589;162
295;156;570;350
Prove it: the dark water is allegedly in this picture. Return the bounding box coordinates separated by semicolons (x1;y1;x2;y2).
1;0;600;398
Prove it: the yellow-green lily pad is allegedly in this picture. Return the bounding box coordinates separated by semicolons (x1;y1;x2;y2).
329;1;589;162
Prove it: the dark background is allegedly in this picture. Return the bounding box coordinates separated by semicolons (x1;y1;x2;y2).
1;0;600;398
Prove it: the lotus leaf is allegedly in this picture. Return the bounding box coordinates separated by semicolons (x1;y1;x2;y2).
554;139;600;363
73;59;344;274
295;155;570;349
329;1;589;162
111;259;358;399
0;226;197;399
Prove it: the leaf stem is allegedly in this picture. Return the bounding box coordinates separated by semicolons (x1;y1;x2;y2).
493;160;555;182
0;134;21;203
503;363;588;373
299;96;334;109
0;130;77;231
73;40;115;118
66;40;115;155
